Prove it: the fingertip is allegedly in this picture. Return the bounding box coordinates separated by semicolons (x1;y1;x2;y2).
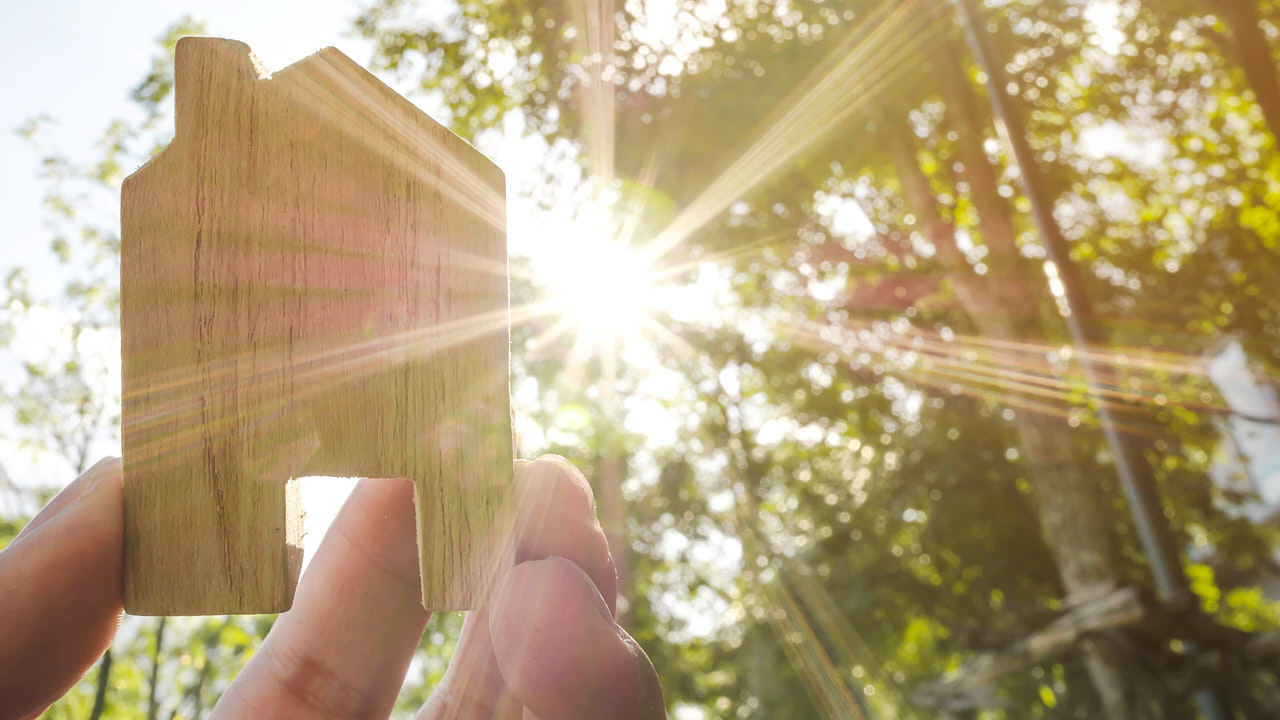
534;453;581;477
216;475;428;719
510;457;617;614
0;457;124;718
350;474;417;512
488;558;610;712
492;556;613;628
13;456;122;544
525;455;595;516
489;558;663;720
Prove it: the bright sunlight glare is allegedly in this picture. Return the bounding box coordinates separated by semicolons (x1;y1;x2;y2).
532;229;662;390
547;239;655;331
519;196;686;390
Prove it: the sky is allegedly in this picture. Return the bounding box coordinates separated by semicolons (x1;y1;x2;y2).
0;0;371;298
0;0;376;562
0;0;682;573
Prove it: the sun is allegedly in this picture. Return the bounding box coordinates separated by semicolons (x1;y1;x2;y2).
525;218;666;388
548;239;654;331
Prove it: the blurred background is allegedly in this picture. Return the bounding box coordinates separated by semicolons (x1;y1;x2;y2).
3;0;1280;717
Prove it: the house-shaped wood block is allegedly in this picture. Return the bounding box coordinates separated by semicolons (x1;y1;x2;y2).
120;37;514;615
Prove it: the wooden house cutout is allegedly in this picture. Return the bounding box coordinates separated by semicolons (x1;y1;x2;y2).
120;37;515;616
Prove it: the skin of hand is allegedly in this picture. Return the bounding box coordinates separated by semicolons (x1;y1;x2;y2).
0;455;665;720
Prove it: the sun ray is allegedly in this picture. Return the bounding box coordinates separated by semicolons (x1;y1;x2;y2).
769;314;1242;435
574;0;617;187
281;54;508;233
527;315;582;354
724;496;868;719
796;313;1231;392
637;0;956;265
124;296;566;467
785;566;921;717
647;230;801;286
562;319;603;389
635;313;699;361
757;573;867;719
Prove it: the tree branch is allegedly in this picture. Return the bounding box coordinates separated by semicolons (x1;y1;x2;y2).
189;617;233;720
147;617;168;720
911;587;1144;711
88;648;113;720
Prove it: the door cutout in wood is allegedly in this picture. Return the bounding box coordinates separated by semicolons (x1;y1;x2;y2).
120;37;515;616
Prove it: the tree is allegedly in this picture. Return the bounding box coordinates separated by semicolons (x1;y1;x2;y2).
6;1;1280;717
1;19;288;720
356;0;1280;716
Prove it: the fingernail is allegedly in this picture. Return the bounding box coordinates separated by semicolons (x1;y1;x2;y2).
70;457;122;506
591;579;614;622
78;457;120;495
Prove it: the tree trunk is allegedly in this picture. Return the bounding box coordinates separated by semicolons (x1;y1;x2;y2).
883;118;1164;719
88;649;113;720
1220;1;1280;144
147;617;167;720
932;34;1023;262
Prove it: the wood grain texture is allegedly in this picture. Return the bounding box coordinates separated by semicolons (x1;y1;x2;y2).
121;37;514;615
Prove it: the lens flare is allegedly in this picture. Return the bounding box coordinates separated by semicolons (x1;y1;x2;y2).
529;226;664;390
548;239;654;331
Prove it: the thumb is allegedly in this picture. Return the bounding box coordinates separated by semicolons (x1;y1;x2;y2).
0;457;124;720
489;557;665;720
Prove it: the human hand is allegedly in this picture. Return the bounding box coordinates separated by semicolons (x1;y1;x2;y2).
0;456;665;719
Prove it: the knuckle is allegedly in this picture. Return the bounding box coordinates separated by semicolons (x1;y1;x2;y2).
262;646;381;720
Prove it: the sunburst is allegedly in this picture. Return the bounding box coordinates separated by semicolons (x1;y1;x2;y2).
525;207;664;392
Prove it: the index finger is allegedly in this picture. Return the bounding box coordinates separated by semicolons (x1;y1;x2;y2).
0;457;124;720
211;476;430;720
